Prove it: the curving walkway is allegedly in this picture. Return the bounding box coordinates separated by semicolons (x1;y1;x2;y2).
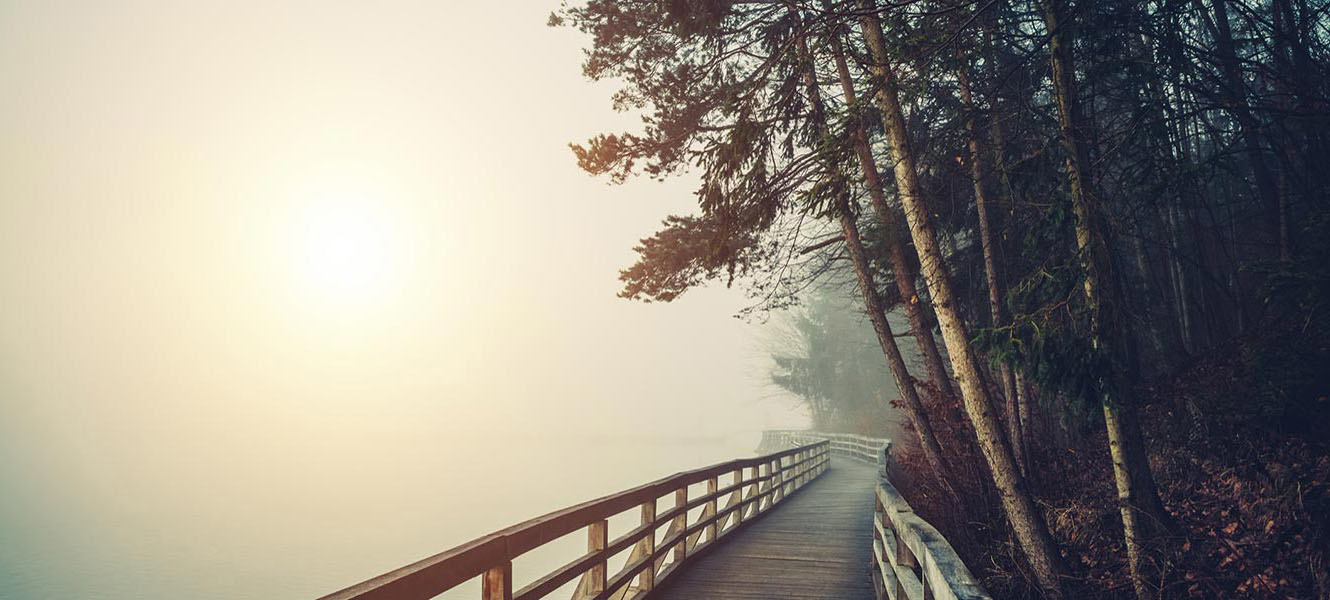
650;458;878;600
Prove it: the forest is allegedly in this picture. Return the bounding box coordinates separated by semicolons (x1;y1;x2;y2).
763;287;903;434
554;0;1330;597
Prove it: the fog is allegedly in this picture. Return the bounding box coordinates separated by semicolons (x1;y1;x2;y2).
0;2;811;597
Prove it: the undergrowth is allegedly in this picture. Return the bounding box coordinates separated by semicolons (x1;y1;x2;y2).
889;326;1330;599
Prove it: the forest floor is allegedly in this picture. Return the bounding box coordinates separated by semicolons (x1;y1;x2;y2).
892;331;1330;599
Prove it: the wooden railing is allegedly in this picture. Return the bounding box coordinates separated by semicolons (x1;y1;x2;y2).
759;430;991;600
318;440;830;600
758;429;887;464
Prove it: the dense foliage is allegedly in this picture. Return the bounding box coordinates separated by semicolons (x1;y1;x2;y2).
764;287;904;434
558;0;1330;597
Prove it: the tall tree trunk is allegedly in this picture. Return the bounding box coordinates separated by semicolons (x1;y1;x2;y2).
980;15;1035;477
1016;370;1033;468
854;3;1068;597
1163;56;1200;354
1129;23;1189;373
1043;2;1171;597
1269;0;1307;262
956;58;1025;477
1191;0;1282;252
791;19;955;490
838;205;956;493
829;39;959;406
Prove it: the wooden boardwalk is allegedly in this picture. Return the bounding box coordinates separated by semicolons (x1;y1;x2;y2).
317;435;988;600
649;458;878;600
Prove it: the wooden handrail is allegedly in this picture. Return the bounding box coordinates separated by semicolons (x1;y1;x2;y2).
758;430;990;600
318;440;831;600
758;429;888;466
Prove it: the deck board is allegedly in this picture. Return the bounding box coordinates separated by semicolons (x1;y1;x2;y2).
650;458;878;600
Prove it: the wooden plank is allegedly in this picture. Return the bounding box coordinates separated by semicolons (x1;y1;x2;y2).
482;561;511;600
569;520;608;600
672;488;688;564
589;520;608;591
873;537;899;600
652;517;688;574
648;459;877;600
894;564;923;600
876;517;899;567
639;501;656;592
316;534;508;600
605;554;652;600
518;549;598;600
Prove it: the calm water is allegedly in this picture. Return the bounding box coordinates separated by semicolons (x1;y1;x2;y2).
0;430;765;599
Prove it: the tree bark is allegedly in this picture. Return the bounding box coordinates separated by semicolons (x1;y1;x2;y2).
956;57;1025;477
838;206;956;493
791;17;955;491
829;39;959;406
1043;2;1172;597
979;17;1035;477
855;3;1068;597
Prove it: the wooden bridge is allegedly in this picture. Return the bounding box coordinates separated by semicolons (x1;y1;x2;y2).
318;431;990;600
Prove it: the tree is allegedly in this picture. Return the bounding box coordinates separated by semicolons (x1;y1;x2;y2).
1042;1;1173;595
852;2;1069;595
560;0;958;487
560;0;1330;594
767;288;902;435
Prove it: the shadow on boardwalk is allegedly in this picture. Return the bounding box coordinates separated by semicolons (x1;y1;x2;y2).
651;458;877;600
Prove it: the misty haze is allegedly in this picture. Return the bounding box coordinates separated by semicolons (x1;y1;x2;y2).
3;2;1328;600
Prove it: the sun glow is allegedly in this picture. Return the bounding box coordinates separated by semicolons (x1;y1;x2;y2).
285;173;407;311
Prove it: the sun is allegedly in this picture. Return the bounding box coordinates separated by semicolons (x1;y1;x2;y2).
297;204;393;297
285;175;405;310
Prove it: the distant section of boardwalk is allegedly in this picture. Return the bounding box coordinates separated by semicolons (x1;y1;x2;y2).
650;458;877;600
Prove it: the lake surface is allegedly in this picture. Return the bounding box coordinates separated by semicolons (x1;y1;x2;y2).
0;430;767;599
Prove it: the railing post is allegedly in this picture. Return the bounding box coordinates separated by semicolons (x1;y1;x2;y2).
639;500;656;591
895;524;918;600
792;451;799;489
705;476;718;541
878;441;890;479
776;454;787;497
732;468;744;525
748;465;759;518
757;462;768;510
896;534;917;567
481;560;511;600
673;487;687;563
587;520;607;595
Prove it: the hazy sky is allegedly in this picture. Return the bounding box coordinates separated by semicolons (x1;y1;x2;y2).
0;0;809;528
